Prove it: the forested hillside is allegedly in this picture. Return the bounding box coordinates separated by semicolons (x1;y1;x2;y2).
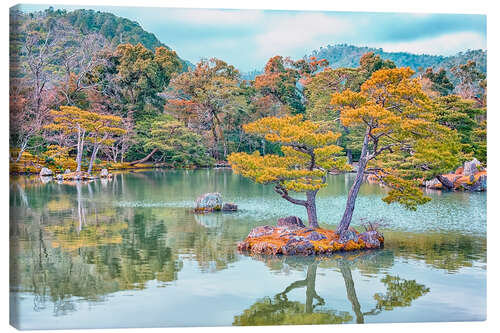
311;44;485;73
244;45;486;83
10;6;193;70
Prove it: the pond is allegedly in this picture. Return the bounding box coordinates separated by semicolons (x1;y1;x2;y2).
9;169;487;329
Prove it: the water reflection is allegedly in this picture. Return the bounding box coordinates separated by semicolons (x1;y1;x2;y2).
234;261;352;325
235;253;430;325
9;170;486;327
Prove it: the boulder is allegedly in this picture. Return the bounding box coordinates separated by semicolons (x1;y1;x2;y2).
64;169;71;174
463;158;481;176
56;174;64;181
100;168;109;177
304;231;327;241
251;241;281;255
248;225;275;238
277;216;305;229
424;178;442;189
464;174;487;192
195;192;223;212
39;167;53;177
338;229;359;244
359;231;383;249
281;238;314;256
222;202;238;211
237;241;250;252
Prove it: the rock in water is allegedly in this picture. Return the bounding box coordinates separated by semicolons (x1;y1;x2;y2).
39;167;53;177
424;178;442;189
100;168;109;177
195;192;223;212
358;231;383;249
222;203;238;211
56;174;63;181
464;174;487;192
463;158;481;176
277;216;305;229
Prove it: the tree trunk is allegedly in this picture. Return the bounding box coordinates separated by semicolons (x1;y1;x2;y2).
76;128;85;173
211;125;219;161
339;259;364;323
346;149;353;165
306;190;319;228
436;174;454;190
305;263;318;314
129;148;159;166
336;130;370;236
87;145;100;174
14;139;28;163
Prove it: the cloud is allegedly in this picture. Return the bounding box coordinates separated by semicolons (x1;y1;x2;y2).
370;31;486;55
254;13;352;57
161;8;264;26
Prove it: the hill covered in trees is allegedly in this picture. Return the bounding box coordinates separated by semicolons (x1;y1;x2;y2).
243;45;486;83
311;44;486;73
10;6;193;70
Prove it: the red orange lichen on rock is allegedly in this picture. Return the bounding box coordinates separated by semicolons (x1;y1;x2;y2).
237;219;384;256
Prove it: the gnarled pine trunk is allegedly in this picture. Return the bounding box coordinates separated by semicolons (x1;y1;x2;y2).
336;129;369;236
306;190;319;229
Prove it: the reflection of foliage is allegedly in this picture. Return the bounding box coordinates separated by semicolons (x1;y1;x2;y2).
46;221;127;251
240;252;430;325
234;263;352;326
118;211;182;288
373;275;430;311
385;231;486;273
233;295;352;326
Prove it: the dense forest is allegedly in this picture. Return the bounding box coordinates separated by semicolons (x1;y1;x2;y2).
9;7;487;178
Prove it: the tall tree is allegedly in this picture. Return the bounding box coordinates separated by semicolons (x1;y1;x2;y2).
451;60;486;100
10;24;59;161
330;67;463;238
254;56;328;115
141;116;214;167
167;58;248;160
228;115;347;228
421;68;454;96
112;43;182;120
435;95;486;163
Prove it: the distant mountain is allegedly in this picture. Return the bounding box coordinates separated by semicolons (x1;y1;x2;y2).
242;44;486;82
311;44;486;75
11;6;193;70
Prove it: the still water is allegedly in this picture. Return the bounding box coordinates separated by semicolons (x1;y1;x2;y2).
9;169;486;329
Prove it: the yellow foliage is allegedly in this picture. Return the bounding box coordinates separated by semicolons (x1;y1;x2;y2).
229;115;347;193
330;67;464;210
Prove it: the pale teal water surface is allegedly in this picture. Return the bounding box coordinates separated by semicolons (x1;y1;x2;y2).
10;169;486;329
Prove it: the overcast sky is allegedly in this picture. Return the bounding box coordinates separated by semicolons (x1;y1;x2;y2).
17;4;486;71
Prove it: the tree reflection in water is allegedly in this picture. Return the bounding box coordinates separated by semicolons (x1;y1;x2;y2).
234;252;429;326
233;260;353;326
